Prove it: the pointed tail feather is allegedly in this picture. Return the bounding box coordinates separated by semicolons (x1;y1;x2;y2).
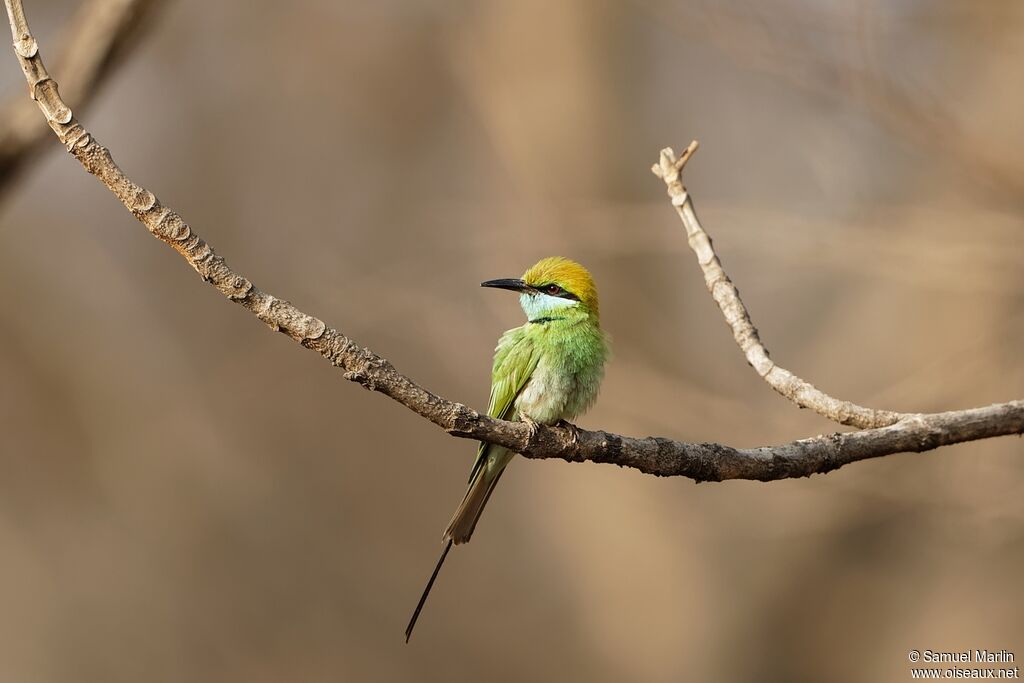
406;448;512;641
405;539;453;643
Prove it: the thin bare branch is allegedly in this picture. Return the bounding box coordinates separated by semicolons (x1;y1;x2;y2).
0;0;160;191
4;0;1021;482
653;143;903;429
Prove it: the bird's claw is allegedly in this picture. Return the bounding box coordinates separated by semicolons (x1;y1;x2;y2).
556;419;581;446
521;416;541;439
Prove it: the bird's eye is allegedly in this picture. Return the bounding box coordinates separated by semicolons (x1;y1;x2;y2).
545;284;562;295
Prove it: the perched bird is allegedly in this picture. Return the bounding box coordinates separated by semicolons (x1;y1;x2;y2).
405;256;609;641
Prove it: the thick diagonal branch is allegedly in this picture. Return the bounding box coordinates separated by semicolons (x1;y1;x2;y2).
4;0;1022;482
653;142;902;429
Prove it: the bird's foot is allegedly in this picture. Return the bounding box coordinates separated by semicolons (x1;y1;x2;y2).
556;419;581;446
521;415;541;440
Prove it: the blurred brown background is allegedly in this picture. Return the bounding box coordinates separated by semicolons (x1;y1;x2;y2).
1;1;1022;681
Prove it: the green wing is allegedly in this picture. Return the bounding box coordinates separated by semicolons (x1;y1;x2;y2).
467;326;540;483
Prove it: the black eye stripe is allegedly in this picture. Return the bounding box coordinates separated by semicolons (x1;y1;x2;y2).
537;283;579;301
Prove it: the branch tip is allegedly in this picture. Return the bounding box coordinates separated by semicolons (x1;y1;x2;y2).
674;139;699;171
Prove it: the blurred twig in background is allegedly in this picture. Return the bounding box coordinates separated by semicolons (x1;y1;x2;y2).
634;0;1024;207
0;0;162;195
3;0;1022;482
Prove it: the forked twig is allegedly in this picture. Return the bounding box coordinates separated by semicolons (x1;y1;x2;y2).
3;0;1021;482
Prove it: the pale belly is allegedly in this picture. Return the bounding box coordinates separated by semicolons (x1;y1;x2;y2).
513;357;600;425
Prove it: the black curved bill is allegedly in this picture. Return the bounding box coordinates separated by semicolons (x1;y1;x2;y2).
480;278;530;292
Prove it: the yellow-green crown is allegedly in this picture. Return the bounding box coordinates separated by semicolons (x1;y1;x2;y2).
522;256;599;316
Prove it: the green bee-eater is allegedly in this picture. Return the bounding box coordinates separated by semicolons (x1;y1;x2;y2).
405;256;610;641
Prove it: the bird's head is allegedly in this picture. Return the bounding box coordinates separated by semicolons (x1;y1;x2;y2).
481;256;599;322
